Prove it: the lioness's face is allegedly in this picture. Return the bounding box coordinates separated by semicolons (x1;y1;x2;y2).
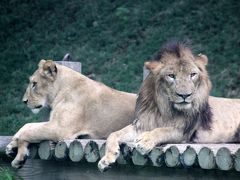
22;60;57;114
145;50;209;111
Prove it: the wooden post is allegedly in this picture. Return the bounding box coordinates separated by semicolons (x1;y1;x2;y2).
28;144;39;159
143;66;149;80
0;136;13;157
38;141;56;160
117;143;132;165
84;141;100;163
164;146;181;167
131;148;149;166
69;140;84;162
234;148;240;171
148;147;164;167
198;147;215;169
54;141;71;161
99;142;106;158
181;146;197;167
216;147;233;171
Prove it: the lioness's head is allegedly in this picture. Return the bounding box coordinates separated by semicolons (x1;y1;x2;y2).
145;42;211;111
22;60;57;114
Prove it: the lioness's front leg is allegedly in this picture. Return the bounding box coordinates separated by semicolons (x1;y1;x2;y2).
98;125;137;172
135;127;184;155
6;122;58;168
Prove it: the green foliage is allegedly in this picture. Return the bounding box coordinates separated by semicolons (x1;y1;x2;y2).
0;166;19;180
0;0;239;135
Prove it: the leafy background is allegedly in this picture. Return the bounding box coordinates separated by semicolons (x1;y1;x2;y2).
0;0;239;135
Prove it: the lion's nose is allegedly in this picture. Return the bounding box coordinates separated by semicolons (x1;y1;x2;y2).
176;93;192;100
23;99;28;104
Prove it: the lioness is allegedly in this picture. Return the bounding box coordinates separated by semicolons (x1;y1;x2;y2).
98;42;240;172
6;60;136;168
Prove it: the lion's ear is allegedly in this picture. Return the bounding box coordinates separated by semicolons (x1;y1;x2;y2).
42;60;57;81
195;54;208;66
144;61;161;71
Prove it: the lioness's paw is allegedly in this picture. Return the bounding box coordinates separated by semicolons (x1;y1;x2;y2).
11;155;27;169
135;132;156;155
6;144;17;158
98;157;112;172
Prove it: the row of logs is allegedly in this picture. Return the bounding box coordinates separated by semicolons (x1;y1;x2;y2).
25;139;240;172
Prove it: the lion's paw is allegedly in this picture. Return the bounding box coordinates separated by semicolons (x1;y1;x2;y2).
98;156;113;172
135;132;156;155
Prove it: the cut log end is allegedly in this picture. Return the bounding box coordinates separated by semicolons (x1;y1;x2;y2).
69;140;84;162
54;141;69;161
181;146;197;167
131;148;149;166
198;147;215;169
148;147;164;167
38;141;55;160
164;146;180;167
84;141;100;163
234;148;240;172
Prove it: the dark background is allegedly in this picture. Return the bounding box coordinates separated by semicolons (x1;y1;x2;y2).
0;0;239;135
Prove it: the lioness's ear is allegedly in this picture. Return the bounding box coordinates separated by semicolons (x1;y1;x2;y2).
195;54;208;66
42;60;57;81
38;59;46;67
144;61;161;71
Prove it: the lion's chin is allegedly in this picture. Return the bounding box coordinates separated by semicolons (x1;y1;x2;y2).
174;102;192;110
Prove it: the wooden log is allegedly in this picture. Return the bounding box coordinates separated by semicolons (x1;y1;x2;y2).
55;61;81;73
198;147;215;169
99;142;106;158
38;141;56;160
216;147;233;171
0;136;12;157
143;66;149;81
181;146;197;167
131;148;149;166
54;141;71;161
164;146;181;168
84;140;100;163
117;143;132;165
148;147;164;167
69;140;84;162
28;144;39;159
234;148;240;172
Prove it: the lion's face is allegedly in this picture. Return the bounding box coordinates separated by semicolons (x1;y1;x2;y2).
145;47;211;111
22;60;57;114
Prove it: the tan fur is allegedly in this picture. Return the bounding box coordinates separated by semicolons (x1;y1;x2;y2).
98;43;240;172
6;60;136;168
195;96;240;143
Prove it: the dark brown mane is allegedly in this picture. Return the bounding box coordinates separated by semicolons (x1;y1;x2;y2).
153;41;191;60
133;41;212;141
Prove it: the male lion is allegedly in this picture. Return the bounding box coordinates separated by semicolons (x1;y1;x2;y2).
6;60;136;168
98;42;240;172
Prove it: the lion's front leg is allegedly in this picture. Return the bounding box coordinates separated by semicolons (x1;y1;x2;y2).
135;127;184;155
6;122;57;168
98;125;137;172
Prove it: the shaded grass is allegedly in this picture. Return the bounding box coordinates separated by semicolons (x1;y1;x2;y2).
0;166;20;180
0;0;239;135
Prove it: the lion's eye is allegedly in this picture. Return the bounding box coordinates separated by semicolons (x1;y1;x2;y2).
190;73;197;78
167;74;175;79
32;82;37;88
